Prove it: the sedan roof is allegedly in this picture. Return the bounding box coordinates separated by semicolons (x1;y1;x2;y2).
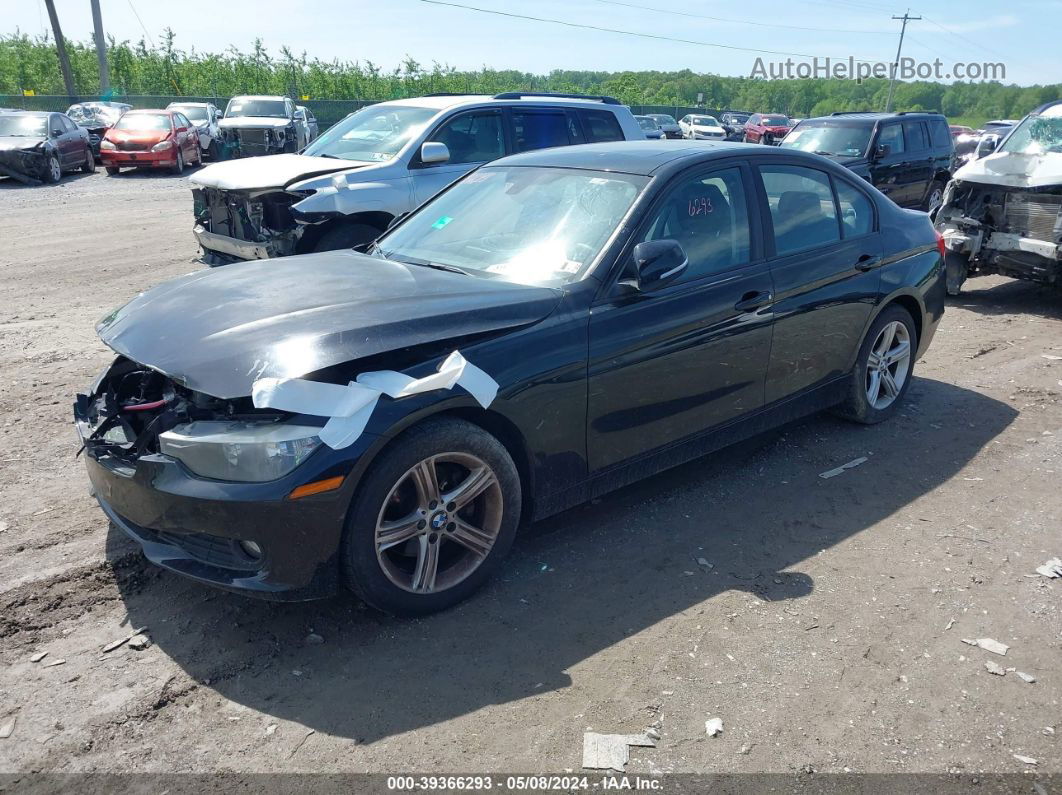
495;140;792;175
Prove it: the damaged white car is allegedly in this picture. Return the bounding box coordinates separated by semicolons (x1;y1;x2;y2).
935;99;1062;294
188;92;644;263
218;95;306;158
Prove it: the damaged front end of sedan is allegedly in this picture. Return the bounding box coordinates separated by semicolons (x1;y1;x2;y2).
0;141;50;185
935;100;1062;294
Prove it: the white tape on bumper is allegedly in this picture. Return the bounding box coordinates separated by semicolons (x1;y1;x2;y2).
251;351;499;450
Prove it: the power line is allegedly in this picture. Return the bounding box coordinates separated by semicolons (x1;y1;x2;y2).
918;14;1024;72
126;0;154;48
884;11;920;111
588;0;892;35
416;0;882;62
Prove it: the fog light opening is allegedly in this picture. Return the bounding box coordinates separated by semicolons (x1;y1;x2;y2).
239;540;263;560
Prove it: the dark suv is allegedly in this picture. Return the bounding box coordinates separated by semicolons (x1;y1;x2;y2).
780;111;954;212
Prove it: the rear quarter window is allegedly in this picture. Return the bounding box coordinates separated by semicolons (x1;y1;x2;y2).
928;119;952;149
579;109;625;143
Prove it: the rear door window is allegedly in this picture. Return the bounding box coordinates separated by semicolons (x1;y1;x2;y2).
759;165;840;256
430;111;505;164
511;110;572;153
580;110;624;143
835;178;875;238
928;118;951;148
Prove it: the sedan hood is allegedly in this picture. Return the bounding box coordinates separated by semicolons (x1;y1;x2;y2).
953;149;1062;189
190;153;365;191
219;117;291;130
97;251;561;399
0;136;46;153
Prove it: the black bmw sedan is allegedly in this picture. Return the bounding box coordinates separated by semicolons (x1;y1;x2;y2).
76;141;945;616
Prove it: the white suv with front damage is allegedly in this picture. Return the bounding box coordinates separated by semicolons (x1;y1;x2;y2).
189;92;644;262
935;99;1062;294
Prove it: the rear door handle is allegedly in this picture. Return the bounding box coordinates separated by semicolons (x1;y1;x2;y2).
855;254;881;272
734;290;773;312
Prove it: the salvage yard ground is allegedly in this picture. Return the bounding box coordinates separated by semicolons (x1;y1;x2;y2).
0;170;1060;777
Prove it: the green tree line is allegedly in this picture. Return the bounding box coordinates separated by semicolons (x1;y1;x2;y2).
2;30;1058;124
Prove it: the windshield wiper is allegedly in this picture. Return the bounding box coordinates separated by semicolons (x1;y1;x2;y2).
396;257;469;276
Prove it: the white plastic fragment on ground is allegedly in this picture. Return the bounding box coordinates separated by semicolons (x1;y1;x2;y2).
1035;557;1062;578
582;731;656;771
1013;754;1038;765
819;457;868;479
985;661;1006;676
961;637;1009;656
252;351;498;450
1017;671;1037;683
705;717;724;737
0;718;15;739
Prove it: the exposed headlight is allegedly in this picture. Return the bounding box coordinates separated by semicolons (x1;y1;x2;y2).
100;139;116;150
159;421;321;482
151;139;173;151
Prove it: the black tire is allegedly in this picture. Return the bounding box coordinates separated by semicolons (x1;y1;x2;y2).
282;138;298;153
834;305;918;425
192;144;202;166
105;166;120;176
922;179;946;213
313;222;382;253
207;139;221;160
170;149;184;175
341;417;522;616
762;133;774;145
43;154;62;183
81;145;96;174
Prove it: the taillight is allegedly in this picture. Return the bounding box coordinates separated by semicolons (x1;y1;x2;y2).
935;229;946;259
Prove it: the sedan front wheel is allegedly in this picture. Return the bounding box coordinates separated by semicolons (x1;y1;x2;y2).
342;417;521;616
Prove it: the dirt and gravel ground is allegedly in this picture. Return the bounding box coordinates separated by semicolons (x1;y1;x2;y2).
0;168;1060;782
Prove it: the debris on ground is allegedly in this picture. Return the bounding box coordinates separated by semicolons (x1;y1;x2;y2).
0;521;8;533
102;626;149;654
29;651;48;663
944;619;955;631
961;637;1009;656
696;557;713;570
266;724;278;736
1041;354;1062;361
705;718;724;737
582;731;656;771
1034;557;1062;578
818;457;868;479
0;718;15;739
1016;671;1036;683
1013;754;1038;765
306;632;325;645
1044;727;1055;736
127;634;151;651
985;661;1006;676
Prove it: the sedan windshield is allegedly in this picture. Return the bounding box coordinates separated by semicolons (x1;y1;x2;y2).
113;114;172;132
170;105;209;122
780;122;872;157
998;107;1062;155
691;116;719;127
225;99;287;118
649;114;677;125
636;117;659;131
0;115;47;136
376;166;648;286
304;105;436;162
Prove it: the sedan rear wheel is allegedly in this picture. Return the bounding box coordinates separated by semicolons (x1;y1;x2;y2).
342;418;521;615
81;145;96;173
171;149;184;175
834;305;917;424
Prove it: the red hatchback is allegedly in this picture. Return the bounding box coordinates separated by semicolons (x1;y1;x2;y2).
100;109;201;175
743;113;792;145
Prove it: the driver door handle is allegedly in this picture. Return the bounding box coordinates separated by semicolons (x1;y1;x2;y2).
734;290;773;312
855;254;882;271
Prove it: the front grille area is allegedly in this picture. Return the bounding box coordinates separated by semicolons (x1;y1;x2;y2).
1005;193;1062;243
158;530;261;571
236;128;274;154
116;140;153;152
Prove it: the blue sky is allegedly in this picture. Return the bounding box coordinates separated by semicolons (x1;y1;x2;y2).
9;0;1060;86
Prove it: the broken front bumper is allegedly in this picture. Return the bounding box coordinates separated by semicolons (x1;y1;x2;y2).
193;225;273;260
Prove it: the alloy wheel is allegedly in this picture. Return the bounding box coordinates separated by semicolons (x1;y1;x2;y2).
865;321;912;410
926;187;944;214
375;452;503;594
48;156;61;182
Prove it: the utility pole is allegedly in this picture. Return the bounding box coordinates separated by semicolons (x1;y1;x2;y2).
90;0;110;95
43;0;77;101
884;10;921;112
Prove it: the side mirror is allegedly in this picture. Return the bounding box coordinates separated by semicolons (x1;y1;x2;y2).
51;128;63;137
294;110;305;121
624;240;688;292
975;134;999;159
420;141;450;164
873;143;891;160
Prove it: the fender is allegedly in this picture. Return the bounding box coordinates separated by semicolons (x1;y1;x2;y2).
291;177;413;224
